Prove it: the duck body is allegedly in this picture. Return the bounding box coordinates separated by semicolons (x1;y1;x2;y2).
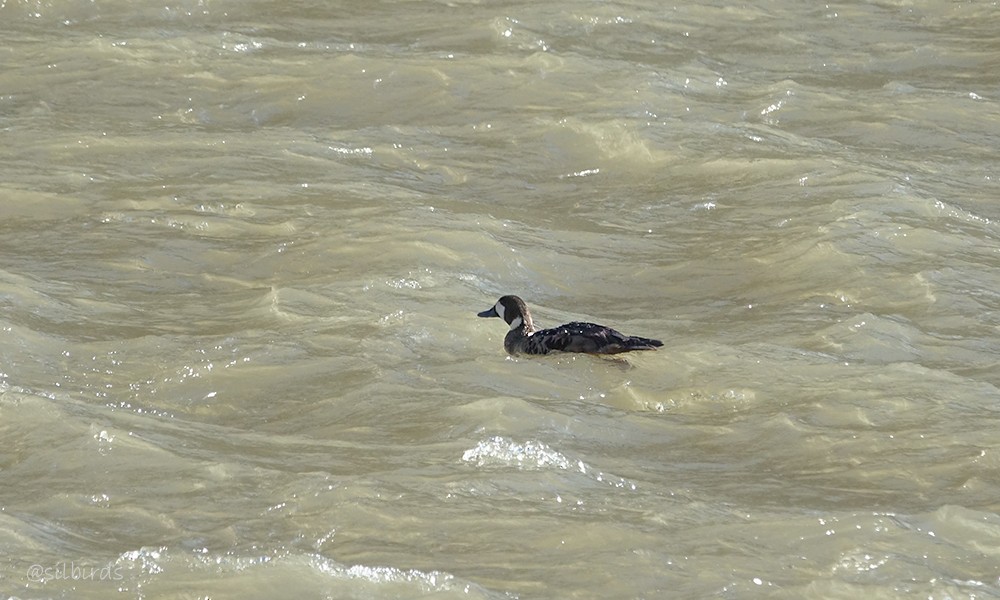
478;295;663;355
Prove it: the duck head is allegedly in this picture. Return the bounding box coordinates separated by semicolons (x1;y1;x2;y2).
478;295;533;331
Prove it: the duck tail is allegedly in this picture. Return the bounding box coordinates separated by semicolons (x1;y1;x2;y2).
624;335;663;350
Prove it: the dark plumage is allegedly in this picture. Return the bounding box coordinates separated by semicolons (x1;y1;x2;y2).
477;295;663;355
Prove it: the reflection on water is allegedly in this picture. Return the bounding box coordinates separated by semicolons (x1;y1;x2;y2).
2;0;1000;597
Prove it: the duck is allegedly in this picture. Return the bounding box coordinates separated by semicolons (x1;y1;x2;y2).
477;295;663;355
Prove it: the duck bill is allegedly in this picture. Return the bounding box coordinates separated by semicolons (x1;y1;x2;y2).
477;306;498;318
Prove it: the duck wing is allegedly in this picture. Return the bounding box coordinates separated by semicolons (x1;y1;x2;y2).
533;322;662;354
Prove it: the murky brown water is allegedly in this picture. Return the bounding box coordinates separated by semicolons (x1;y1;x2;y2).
3;1;1000;598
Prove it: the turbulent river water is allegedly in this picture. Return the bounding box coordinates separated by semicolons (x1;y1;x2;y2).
2;1;1000;598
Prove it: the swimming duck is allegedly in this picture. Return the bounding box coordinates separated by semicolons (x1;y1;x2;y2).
477;295;663;355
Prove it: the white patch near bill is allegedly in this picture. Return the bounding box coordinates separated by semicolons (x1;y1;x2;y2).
495;301;506;322
508;316;523;330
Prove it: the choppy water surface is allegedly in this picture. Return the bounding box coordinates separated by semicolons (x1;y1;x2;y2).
2;1;1000;598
